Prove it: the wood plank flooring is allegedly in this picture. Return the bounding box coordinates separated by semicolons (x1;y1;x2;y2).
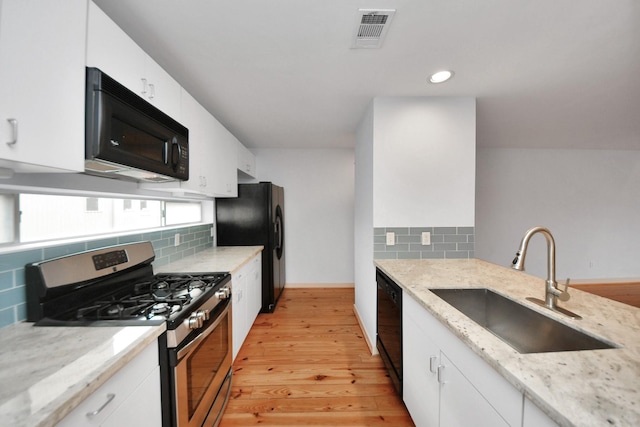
219;288;414;426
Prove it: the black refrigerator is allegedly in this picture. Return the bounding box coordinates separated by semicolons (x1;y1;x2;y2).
216;182;285;313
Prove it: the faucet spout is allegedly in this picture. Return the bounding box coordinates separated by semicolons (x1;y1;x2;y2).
511;226;571;311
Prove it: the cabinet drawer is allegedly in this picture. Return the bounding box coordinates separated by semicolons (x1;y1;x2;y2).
56;341;158;426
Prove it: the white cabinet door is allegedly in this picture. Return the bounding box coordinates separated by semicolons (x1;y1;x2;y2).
0;0;86;173
210;119;238;197
439;352;510;427
57;341;160;427
403;303;440;427
402;290;523;427
237;142;256;178
86;2;180;119
247;253;262;322
232;266;247;360
86;1;146;96
141;53;181;119
523;397;559;427
178;90;213;195
101;366;162;427
232;253;262;360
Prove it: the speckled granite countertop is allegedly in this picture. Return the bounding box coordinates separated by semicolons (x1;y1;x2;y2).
0;323;165;427
375;258;640;427
155;245;263;274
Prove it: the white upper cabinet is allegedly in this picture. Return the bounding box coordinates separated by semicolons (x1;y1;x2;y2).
0;0;87;173
86;2;181;119
237;142;256;178
178;90;214;195
142;90;238;198
209;116;238;198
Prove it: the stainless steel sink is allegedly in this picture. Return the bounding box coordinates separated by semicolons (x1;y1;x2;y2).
430;288;617;354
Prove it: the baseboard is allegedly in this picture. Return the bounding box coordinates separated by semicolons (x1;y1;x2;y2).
285;282;355;288
353;303;377;356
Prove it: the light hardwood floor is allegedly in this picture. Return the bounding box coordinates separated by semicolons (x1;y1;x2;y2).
219;288;414;426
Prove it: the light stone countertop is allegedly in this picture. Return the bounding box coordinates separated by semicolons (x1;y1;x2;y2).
375;258;640;427
0;323;165;427
155;245;264;275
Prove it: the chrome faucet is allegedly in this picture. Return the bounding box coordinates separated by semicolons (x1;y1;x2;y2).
511;226;581;319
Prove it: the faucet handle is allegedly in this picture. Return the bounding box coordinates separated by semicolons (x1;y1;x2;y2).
558;278;571;302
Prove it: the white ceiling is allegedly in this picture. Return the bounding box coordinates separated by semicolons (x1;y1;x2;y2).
93;0;640;150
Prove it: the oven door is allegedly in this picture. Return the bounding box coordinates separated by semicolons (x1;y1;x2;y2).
171;301;232;427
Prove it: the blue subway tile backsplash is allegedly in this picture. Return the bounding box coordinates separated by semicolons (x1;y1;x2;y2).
0;224;213;329
373;226;474;260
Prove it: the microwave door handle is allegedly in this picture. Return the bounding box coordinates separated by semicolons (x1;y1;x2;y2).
163;140;169;165
171;137;181;171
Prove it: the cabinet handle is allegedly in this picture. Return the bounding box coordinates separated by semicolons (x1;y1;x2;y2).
141;78;148;95
148;83;155;99
437;365;445;384
6;118;18;146
86;393;115;418
429;355;438;373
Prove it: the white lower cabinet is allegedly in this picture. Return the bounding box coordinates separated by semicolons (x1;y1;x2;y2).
403;292;523;427
247;254;262;326
56;340;161;427
232;252;262;360
403;307;440;427
523;397;559;427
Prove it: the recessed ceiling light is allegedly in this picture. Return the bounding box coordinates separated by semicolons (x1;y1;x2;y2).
429;70;454;84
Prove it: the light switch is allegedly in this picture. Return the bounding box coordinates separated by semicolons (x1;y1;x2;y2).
174;233;180;246
386;232;395;246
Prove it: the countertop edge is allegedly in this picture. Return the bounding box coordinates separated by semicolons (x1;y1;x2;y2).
0;323;166;427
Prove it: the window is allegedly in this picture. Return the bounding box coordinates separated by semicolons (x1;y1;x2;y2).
1;193;204;245
0;194;16;244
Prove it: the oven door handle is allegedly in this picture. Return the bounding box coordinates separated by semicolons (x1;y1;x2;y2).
176;302;229;362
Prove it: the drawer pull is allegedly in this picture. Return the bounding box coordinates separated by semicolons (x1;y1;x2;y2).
86;393;115;418
429;355;438;373
6;118;17;146
437;365;445;384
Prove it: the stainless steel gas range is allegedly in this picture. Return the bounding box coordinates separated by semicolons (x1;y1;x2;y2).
25;241;233;427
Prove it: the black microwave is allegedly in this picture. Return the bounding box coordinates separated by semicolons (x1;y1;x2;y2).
85;67;189;182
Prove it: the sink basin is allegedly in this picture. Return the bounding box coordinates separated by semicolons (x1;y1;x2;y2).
430;288;617;354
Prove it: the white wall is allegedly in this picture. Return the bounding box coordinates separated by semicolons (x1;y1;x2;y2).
354;104;376;351
476;148;640;281
252;148;355;284
373;97;476;227
354;97;476;353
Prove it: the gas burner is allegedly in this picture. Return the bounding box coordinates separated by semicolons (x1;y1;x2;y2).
152;281;172;301
106;304;124;317
188;280;206;290
152;302;170;315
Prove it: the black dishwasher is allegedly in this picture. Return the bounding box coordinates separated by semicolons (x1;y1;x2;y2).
376;268;402;396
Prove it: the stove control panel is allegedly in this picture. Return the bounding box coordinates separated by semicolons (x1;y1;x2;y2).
92;249;129;271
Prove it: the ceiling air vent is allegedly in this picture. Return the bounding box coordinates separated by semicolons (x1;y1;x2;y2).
352;9;396;49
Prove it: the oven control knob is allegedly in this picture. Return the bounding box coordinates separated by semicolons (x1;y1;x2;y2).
196;309;210;321
215;286;231;300
187;313;203;329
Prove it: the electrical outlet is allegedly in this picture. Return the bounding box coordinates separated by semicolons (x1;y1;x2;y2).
421;231;431;245
174;233;180;247
386;232;395;246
